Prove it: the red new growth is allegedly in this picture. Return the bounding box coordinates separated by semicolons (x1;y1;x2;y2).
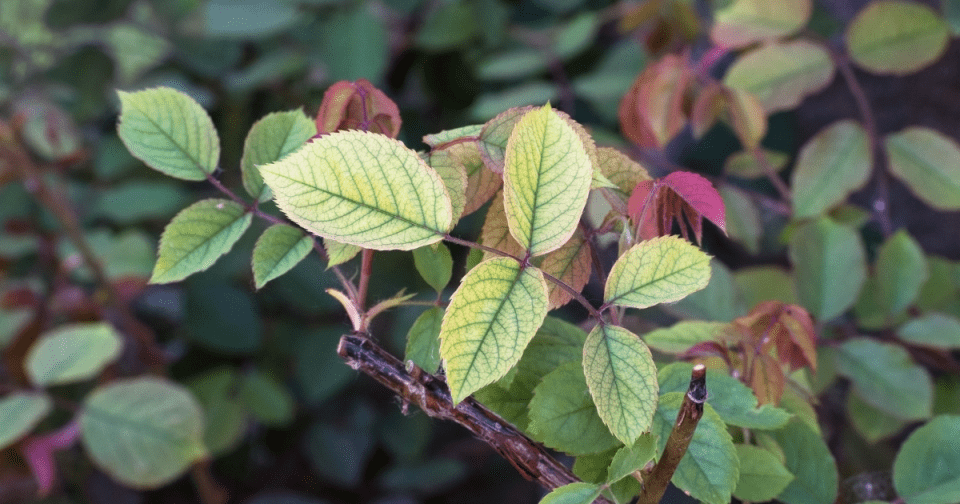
315;79;402;138
627;171;726;244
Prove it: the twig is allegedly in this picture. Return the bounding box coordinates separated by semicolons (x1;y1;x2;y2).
638;364;707;504
751;147;792;203
337;333;614;504
357;248;373;313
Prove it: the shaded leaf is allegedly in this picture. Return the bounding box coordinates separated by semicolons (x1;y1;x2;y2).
848;391;908;442
583;324;658;444
770;418;838;504
315;79;400;138
899;312;960;349
893;415;960;504
187;367;246;456
734;444;794;502
252;224;312;289
26;322;123;386
724;40;834;113
724;148;790;179
791;120;872;218
260;131;452;250
539;229;592;309
413;243;453;292
789;217;867;320
22;420;80;497
618;54;690;148
439;258;548;404
405;306;444;374
324;238;360;268
605;236;712;310
606;433;656;482
116;87;219;181
150;199;252;284
239;370;295;427
643;321;729;355
711;0;812;48
872;230;928;316
719;184;761;254
539;482;602;504
725;89;767;150
480;192;526;261
836;337;933;421
847;1;949;75
528;362;619;455
885;126;960;210
241;109;316;202
426;148;468;220
628;172;726;244
0;393;52;451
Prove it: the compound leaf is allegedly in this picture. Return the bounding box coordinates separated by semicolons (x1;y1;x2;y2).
606;433;656;483
405;306;444;374
260;130;452;250
539;482;602;504
873;230;928;316
439;258;548;404
413;243;453;292
899;313;960;350
771;418;839;504
734;444;794;502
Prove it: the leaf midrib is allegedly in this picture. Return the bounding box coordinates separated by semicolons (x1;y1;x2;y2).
131;96;211;175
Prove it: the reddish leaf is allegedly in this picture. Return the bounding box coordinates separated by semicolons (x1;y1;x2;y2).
690;82;725;139
315;79;401;138
618;55;692;149
626;171;726;244
682;340;732;367
21;420;80;496
734;301;818;372
750;352;785;405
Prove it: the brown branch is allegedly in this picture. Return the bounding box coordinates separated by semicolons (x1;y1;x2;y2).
638;364;707;504
336;333;614;504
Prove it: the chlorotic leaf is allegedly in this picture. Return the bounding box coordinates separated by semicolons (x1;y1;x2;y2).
150;199;252;284
80;377;206;488
846;0;949;75
116;87;219;181
478;106;534;173
899;312;960;349
653;393;739;504
724;40;835;113
423;124;483;147
606;433;656;483
893;415;960;504
439;258;548;404
503;105;593;256
324;238;361;268
405;306;444;374
528;362;620;455
788;217;867;320
539;482;602;504
770;418;839;504
885;127;960;210
252;224;313;289
0;393;52;450
26;322;123;386
241;109;316;202
734;444;795;502
539;228;592;309
427;148;468;220
791;120;872;218
413;243;453;292
583;324;658;444
605;236;712;310
873;230;928;316
835;337;933;421
711;0;812;48
259;130;452;250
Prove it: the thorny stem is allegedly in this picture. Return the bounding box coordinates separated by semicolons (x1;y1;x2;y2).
442;234;605;322
831;49;893;236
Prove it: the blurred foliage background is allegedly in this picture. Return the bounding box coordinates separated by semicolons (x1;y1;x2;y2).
2;0;960;503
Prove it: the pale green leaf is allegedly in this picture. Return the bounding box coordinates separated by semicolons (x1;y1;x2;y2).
724;39;834;113
770;418;838;504
0;308;33;349
791;120;872;218
734;266;799;307
478;49;548;81
252;224;313;289
26;322;123;386
260;131;452;250
724;148;790;179
187;367;246;456
604;236;712;310
873;230;928;315
324;238;361;268
439;258;548;404
885;127;960;210
150;199;252;284
478;106;533;173
607;433;656;483
539;482;602;504
427;148;468;220
81;377;206;488
836;337;932;421
405;306;444;373
0;392;52;450
734;444;795;502
423;124;483;147
528;362;620;455
899;312;960;349
503;105;593;256
666;259;746;322
788;217;867;320
413;243;453;292
116;87;219;181
239;370;295;427
643;321;728;355
711;0;812;47
241;109;316;202
658;362;792;430
719;185;761;255
847;0;949;75
893;415;960;504
848;391;908;442
583;324;658;444
653;393;739;504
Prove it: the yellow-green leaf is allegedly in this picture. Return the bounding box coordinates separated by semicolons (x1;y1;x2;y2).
26;322;123;386
427;148;468;220
150;199;252;284
260;130;453;250
252;224;313;289
583;324;658;444
724;40;835;113
503;105;593;257
724;148;790;179
885;127;960;210
241;109;316;202
791;120;872;218
439;258;548;404
604;236;712;310
324;238;361;268
540;482;603;504
116;87;219;181
846;0;949;75
711;0;812;48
